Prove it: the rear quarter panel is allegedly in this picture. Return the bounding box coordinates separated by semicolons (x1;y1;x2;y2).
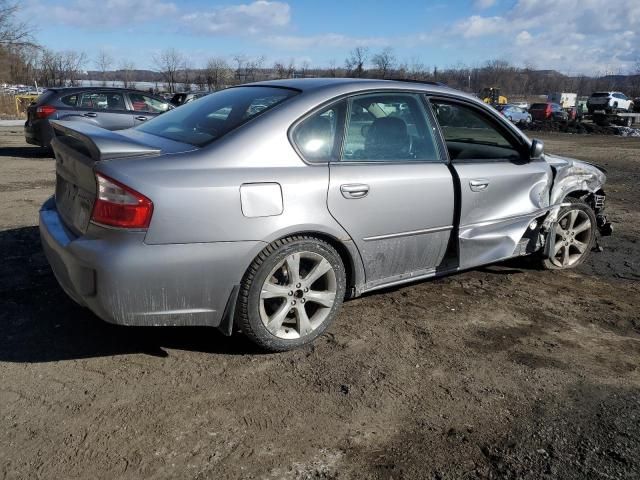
96;112;353;246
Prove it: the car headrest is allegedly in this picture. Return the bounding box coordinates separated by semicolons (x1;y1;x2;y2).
364;117;409;159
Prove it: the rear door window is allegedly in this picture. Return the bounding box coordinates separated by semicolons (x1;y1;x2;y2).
341;93;439;162
78;92;126;111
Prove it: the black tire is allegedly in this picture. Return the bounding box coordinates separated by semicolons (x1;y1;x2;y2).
541;198;596;270
237;235;346;352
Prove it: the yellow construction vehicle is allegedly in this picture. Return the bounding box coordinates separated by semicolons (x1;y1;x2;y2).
479;87;508;105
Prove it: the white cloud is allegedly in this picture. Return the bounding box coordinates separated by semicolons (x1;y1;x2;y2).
474;0;497;9
453;15;503;38
181;1;290;35
449;0;640;73
26;0;177;28
265;33;390;50
515;30;532;45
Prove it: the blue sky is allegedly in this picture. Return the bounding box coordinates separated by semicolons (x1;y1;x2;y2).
20;0;640;75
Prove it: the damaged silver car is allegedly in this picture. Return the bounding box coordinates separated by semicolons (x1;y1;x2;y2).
39;78;612;351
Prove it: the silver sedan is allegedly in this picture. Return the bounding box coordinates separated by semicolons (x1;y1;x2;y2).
496;104;532;124
40;78;611;351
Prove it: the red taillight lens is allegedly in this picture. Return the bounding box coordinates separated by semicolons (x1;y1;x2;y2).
91;173;153;229
35;105;56;119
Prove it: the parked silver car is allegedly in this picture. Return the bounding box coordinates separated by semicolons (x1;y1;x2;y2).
495;104;532;125
39;78;612;351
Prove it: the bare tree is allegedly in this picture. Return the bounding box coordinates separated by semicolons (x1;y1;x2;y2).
204;57;231;90
327;59;338;78
246;55;265;82
153;48;185;93
37;49;87;87
118;59;136;88
345;47;368;77
273;61;287;79
232;54;247;83
94;49;113;86
0;0;34;47
371;47;396;79
407;57;426;80
181;59;193;91
299;60;310;78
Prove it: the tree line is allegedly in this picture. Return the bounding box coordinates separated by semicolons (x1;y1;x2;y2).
1;1;640;98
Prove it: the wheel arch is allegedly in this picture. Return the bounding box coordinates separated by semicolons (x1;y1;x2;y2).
267;230;365;299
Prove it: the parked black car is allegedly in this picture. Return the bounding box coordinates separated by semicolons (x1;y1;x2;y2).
24;87;172;148
169;91;211;107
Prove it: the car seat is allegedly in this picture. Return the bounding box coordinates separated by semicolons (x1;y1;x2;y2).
364;117;411;160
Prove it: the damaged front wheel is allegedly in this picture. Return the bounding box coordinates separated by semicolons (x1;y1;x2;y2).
542;199;596;270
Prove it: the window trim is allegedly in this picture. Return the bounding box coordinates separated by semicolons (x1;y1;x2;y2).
426;94;531;164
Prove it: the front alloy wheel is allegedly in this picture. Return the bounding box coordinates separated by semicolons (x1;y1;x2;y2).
237;236;346;351
543;200;596;270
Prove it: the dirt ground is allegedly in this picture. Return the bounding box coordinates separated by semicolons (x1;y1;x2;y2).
1;126;639;480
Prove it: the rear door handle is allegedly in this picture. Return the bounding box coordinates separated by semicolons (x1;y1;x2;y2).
135;116;148;121
469;179;490;192
340;184;370;199
83;112;97;118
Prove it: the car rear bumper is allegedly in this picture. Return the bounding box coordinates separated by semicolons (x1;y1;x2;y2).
39;196;263;327
24;120;54;147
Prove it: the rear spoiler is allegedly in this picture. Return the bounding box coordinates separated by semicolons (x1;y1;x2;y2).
50;120;161;161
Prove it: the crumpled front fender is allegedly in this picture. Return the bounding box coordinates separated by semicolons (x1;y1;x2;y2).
545;154;607;203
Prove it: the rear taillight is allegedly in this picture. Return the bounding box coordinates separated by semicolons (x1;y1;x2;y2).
35;105;56;119
91;173;153;229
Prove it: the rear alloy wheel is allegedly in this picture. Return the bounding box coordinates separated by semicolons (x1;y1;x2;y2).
237;236;346;351
543;200;596;270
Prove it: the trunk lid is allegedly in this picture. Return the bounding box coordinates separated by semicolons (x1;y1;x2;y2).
50;120;195;235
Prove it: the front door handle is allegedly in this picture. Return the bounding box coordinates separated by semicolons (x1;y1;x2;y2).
83;112;97;118
135;116;148;121
469;179;490;192
340;184;370;199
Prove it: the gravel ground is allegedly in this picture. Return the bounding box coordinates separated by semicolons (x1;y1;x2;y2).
1;127;639;479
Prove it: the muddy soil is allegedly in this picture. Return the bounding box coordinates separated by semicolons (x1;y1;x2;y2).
1;128;639;479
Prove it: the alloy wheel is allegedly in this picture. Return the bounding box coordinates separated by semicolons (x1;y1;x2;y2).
259;251;337;339
550;209;592;268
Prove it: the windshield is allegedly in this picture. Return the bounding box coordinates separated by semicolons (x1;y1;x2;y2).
591;93;610;97
136;86;298;147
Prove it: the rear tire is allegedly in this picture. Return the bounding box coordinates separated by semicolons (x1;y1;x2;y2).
541;199;596;270
237;235;346;352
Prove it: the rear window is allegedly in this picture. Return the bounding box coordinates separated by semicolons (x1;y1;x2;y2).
34;90;56;105
61;94;78;106
591;93;610;98
136;86;297;147
529;103;548;110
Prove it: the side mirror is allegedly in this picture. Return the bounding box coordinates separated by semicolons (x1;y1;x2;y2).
530;139;544;159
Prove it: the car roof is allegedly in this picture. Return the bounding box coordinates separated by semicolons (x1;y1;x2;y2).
244;77;471;100
47;87;156;94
